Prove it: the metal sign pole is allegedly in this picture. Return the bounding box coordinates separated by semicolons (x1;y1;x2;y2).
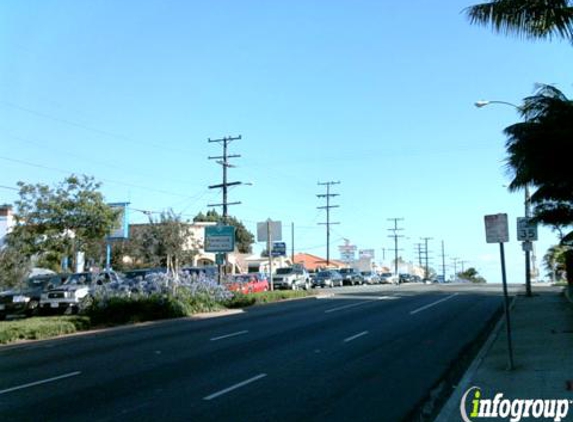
267;219;273;291
499;242;515;370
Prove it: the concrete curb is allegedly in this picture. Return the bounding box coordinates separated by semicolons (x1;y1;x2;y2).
433;295;517;422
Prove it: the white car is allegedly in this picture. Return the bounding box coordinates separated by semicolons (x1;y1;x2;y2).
39;271;119;314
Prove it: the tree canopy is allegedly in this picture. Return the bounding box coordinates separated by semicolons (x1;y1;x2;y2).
7;175;119;270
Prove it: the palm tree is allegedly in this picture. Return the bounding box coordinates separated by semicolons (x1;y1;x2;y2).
465;0;573;41
503;84;573;228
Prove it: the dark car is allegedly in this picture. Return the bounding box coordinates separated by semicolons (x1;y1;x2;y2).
0;274;62;319
313;270;343;288
338;268;364;286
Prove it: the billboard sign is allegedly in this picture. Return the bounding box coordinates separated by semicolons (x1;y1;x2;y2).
107;202;130;240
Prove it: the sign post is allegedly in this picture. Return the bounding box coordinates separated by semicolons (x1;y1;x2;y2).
205;225;235;284
257;220;282;291
484;213;514;370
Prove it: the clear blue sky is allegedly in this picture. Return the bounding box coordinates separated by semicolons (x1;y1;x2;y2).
1;1;571;283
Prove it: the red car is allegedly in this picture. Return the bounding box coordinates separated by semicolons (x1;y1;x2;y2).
226;273;269;294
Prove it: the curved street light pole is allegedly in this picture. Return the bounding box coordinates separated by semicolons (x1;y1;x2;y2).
475;99;534;297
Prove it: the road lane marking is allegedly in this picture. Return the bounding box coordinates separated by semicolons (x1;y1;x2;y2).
344;331;369;343
210;330;249;341
0;371;81;395
203;373;267;401
324;300;381;313
409;294;459;315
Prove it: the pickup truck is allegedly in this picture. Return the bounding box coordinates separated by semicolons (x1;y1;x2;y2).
272;266;311;290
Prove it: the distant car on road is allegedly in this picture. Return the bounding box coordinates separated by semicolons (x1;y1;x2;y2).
379;272;398;285
272;266;310;290
313;270;343;288
338;268;364;286
361;271;380;285
0;274;62;320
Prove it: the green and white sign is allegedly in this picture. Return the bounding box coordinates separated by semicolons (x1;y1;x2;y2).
205;225;235;252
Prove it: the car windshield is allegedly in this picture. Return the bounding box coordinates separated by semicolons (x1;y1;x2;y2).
26;275;59;289
276;268;293;275
317;271;331;277
63;273;92;285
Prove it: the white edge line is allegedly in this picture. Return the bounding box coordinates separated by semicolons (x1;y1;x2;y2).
203;373;267;401
0;371;82;395
344;331;369;343
210;330;249;341
410;293;459;315
325;300;378;314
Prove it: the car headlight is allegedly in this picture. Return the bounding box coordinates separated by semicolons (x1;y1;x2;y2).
13;295;30;303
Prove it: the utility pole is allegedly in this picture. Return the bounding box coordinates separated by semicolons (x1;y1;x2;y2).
291;222;295;264
317;181;340;266
452;257;460;282
421;237;433;279
208;135;242;277
387;218;404;283
414;243;424;268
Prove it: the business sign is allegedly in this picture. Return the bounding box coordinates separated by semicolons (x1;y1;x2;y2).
271;242;286;257
484;213;509;243
205;225;235;252
257;220;282;242
516;217;538;241
359;249;375;259
107;202;130;240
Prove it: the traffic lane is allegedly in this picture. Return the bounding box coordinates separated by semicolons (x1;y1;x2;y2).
172;293;503;422
0;293;422;419
0;291;498;421
0;291;419;389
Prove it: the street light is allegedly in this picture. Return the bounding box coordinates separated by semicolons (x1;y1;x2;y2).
475;99;534;297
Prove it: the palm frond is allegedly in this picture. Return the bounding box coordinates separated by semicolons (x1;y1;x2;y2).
464;0;573;41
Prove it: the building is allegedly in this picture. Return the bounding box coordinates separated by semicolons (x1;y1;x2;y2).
0;205;14;249
292;253;345;272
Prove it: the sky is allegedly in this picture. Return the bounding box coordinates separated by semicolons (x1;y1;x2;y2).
1;1;571;284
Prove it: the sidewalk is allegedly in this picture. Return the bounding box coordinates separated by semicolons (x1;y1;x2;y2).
435;286;573;422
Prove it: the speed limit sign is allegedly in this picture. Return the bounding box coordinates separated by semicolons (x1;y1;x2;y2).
517;217;538;241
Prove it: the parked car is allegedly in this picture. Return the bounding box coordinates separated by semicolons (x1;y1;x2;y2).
39;271;120;314
313;270;343;288
379;272;398;284
338;268;364;286
272;265;311;290
0;274;63;319
361;271;380;285
226;273;269;294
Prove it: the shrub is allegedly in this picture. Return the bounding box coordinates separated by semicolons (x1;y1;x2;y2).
0;316;90;344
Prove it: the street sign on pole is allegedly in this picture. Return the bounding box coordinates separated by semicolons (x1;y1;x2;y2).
257;220;282;242
484;212;514;370
484;213;509;243
204;225;235;252
271;242;286;257
516;217;538;241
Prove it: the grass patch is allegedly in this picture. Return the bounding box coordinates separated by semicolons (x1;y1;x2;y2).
0;316;91;345
225;289;314;308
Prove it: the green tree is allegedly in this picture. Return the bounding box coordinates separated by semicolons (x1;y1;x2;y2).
543;244;569;281
458;267;487;283
122;210;199;274
7;175;119;271
193;210;254;253
465;0;573;41
0;246;31;289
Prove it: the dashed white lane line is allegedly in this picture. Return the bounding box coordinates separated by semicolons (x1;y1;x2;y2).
409;293;459;315
324;298;391;313
343;331;369;343
0;371;82;395
203;373;267;401
210;330;249;341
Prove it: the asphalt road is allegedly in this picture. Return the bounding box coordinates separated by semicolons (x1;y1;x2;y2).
0;283;509;422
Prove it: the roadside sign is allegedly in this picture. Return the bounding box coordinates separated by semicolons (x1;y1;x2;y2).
484;213;509;243
205;225;235;252
271;242;286;257
516;217;538;241
257;220;282;242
